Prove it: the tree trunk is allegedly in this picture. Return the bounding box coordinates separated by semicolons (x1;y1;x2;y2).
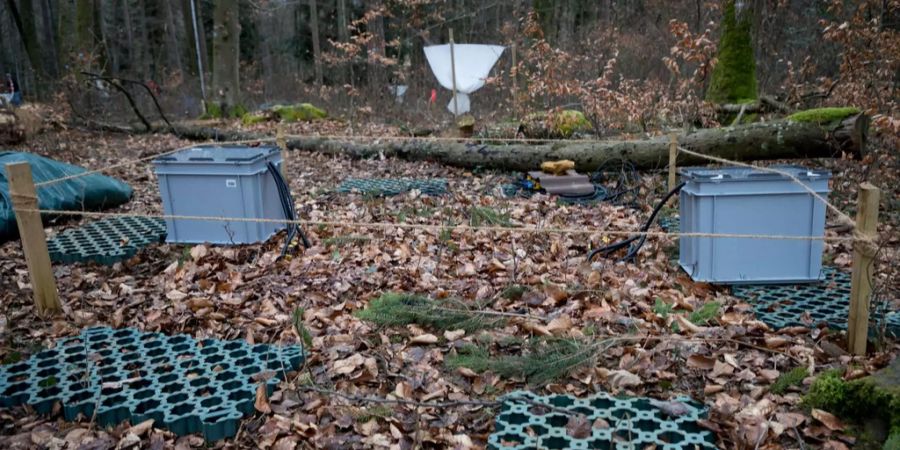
6;0;47;83
706;0;757;103
74;0;95;71
158;114;868;171
211;0;239;115
162;0;183;76
309;0;323;86
40;0;59;77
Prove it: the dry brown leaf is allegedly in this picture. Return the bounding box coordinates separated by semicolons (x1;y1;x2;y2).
255;384;272;414
332;353;365;375
607;369;642;391
547;315;573;335
687;354;716;370
444;329;465;341
765;336;790;348
127;419;154;437
710;360;735;378
812;409;844;431
566;414;591;439
409;333;439;345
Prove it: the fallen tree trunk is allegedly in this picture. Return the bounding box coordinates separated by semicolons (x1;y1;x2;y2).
169;112;867;171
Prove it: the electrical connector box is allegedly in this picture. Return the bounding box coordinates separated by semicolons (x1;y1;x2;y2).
678;165;830;284
153;145;285;244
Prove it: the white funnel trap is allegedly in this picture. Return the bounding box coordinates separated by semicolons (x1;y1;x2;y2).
424;44;505;115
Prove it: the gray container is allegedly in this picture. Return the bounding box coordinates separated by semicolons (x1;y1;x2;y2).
678;165;831;284
153;145;286;244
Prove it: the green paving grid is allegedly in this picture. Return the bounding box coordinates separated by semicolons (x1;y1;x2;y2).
489;391;716;450
46;216;167;265
336;178;448;196
659;216;679;232
0;327;303;441
732;267;900;336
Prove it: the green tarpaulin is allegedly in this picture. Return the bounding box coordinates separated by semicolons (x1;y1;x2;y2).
0;152;133;242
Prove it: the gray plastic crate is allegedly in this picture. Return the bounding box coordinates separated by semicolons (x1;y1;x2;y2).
678;165;830;284
153;145;286;244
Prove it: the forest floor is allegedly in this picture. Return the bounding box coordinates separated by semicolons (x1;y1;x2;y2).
0;119;898;449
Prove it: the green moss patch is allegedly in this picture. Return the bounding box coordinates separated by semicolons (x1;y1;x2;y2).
706;0;757;103
786;107;860;124
771;366;808;394
803;369;900;447
241;112;267;125
272;103;327;122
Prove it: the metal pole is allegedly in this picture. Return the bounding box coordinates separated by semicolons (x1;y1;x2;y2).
449;29;459;116
190;0;207;103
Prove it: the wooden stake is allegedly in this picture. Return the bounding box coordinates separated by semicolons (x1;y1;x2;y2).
848;183;880;355
6;162;61;315
668;133;678;191
449;29;459;117
276;124;291;185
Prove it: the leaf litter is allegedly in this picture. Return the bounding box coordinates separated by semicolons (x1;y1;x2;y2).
0;124;897;449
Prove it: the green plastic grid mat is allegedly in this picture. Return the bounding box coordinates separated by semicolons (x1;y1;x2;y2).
732;267;900;336
659;216;679;232
336;178;448;196
46;216;167;265
0;327;303;441
488;391;717;450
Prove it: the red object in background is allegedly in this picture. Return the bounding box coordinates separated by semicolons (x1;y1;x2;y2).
429;89;437;104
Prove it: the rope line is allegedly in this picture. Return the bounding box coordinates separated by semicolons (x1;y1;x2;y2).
22;208;858;242
21;132;866;245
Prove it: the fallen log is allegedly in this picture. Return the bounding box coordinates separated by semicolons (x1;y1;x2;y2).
168;111;867;171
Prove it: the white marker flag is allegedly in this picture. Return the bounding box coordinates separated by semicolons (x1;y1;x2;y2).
424;44;505;115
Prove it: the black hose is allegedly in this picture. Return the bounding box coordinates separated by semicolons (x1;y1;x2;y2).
267;162;310;256
587;181;685;263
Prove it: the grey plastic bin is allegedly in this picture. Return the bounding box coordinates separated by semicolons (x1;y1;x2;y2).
678;165;831;284
153;145;286;244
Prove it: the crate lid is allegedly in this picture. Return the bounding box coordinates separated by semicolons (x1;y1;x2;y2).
679;165;831;183
153;145;279;165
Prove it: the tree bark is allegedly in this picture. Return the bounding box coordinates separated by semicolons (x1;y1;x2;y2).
309;0;323;86
155;114;868;171
211;0;239;114
6;0;47;82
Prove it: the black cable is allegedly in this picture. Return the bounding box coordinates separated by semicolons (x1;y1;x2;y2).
587;181;685;263
267;162;310;256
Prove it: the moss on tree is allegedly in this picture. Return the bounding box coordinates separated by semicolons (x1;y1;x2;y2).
272;103;327;122
706;0;757;104
786;107;861;124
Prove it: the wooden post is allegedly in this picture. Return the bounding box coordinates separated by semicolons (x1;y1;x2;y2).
6;162;62;315
449;29;459;117
276;124;291;185
668;133;678;191
848;183;880;355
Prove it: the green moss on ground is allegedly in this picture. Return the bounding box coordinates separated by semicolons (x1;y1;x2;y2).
551;110;592;137
200;102;223;119
706;0;758;103
803;369;900;448
786;107;861;124
241;112;267;125
273;103;327;122
771;366;808;394
522;110;593;138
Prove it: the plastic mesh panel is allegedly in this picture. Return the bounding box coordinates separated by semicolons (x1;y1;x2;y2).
488;391;717;450
46;217;167;265
732;267;900;336
336;178;448;196
0;327;304;441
